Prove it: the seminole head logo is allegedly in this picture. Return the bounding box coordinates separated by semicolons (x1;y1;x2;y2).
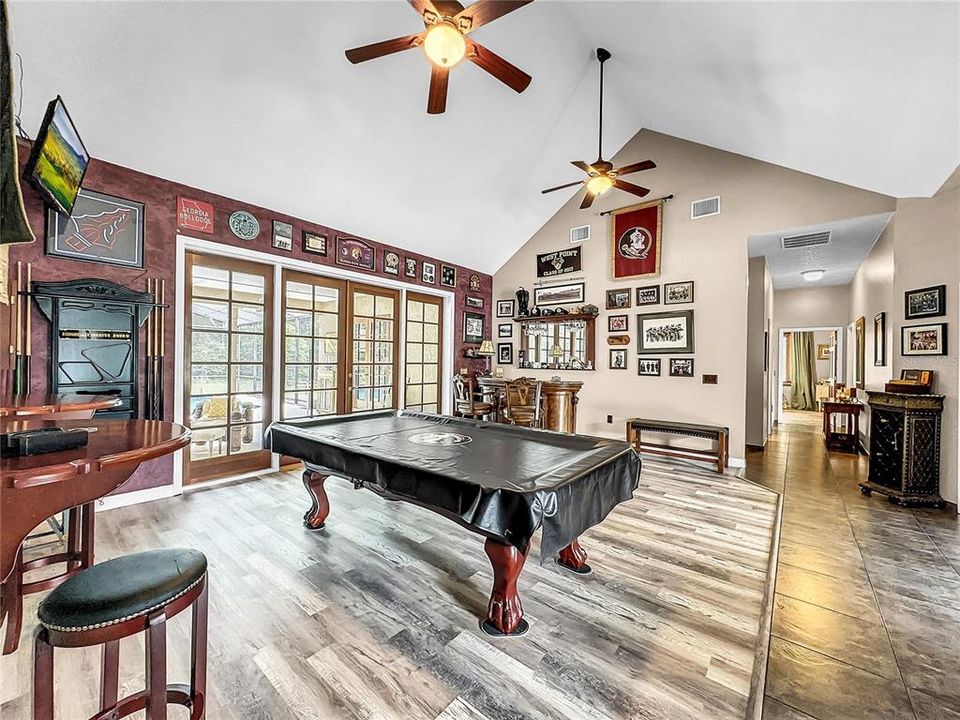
65;208;132;254
618;226;652;260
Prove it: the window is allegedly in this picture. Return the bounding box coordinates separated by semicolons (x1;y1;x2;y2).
404;293;443;413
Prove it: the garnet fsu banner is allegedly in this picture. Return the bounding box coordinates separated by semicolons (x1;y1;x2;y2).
610;199;663;279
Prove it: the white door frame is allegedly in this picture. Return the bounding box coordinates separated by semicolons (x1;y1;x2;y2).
777;325;844;425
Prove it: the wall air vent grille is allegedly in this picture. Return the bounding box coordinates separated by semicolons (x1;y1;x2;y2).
781;231;831;250
691;196;720;219
569;225;590;243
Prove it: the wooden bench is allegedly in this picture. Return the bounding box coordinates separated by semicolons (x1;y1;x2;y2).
625;418;729;473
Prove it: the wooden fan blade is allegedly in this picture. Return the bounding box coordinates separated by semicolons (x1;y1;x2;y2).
580;190;597;210
466;41;531;93
428;65;449;114
455;0;533;33
613;179;651;198
612;159;656;176
542;180;585;194
346;34;422;64
571;160;595;174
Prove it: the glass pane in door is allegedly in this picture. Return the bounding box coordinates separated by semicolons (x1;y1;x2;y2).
404;293;443;413
281;273;344;419
185;254;272;483
350;286;398;412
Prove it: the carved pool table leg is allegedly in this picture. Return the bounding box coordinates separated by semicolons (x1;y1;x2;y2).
481;539;529;637
557;538;592;575
302;470;330;531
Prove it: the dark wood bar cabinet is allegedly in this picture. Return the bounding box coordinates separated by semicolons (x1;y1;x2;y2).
860;391;945;508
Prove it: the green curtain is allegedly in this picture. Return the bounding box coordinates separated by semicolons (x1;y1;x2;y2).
790;332;818;410
1;0;36;245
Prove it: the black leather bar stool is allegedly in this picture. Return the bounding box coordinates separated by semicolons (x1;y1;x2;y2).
33;548;209;720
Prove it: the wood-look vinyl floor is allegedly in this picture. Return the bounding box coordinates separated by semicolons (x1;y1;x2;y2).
1;458;780;720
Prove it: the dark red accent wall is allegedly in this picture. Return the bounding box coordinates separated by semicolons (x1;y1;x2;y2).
10;140;491;495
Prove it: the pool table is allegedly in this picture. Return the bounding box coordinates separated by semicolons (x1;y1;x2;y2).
266;410;641;636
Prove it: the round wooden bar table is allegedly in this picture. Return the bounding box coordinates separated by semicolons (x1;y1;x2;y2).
0;419;190;653
0;392;122;419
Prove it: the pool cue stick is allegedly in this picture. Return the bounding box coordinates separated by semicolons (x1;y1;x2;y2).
144;278;154;419
156;279;165;419
24;263;31;393
13;262;23;395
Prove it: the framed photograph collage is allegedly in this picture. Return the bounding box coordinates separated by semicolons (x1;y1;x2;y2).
604;280;696;376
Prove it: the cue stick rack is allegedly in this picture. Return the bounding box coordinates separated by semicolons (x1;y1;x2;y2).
5;261;33;395
144;277;167;421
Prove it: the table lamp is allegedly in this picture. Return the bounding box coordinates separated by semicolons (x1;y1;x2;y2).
477;339;495;373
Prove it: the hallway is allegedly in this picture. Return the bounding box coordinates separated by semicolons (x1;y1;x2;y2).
747;412;960;719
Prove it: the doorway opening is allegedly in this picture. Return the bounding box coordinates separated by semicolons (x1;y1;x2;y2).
777;326;844;425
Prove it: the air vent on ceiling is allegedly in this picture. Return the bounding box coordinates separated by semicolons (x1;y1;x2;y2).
691;196;721;219
781;231;831;250
569;224;590;243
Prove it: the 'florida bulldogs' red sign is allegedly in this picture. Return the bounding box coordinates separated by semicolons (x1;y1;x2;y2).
177;197;214;234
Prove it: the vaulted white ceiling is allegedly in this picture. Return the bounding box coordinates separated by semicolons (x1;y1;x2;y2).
9;1;958;273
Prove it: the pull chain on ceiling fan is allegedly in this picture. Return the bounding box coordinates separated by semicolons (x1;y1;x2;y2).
542;48;656;209
345;0;533;115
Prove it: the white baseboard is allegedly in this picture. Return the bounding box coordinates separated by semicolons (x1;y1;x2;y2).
95;484;179;512
728;457;746;468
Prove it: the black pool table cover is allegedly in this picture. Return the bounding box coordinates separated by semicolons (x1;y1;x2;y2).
266;411;641;561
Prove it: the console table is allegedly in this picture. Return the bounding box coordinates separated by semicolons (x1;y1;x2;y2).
860;391;945;507
822;400;863;454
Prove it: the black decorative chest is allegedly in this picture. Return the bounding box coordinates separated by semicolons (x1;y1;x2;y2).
861;391;945;507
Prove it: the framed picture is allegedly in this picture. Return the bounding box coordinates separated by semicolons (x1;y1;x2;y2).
469;274;481;292
534;282;585;307
664;281;694;305
901;323;947;356
610;199;663;279
608;314;628;332
609;348;627;370
669;358;695;377
637;310;695;354
638;358;661;376
383;251;400;275
45;189;145;268
466;296;483;308
463;311;484;343
497;343;513;364
440;265;457;287
636;285;660;306
303;231;327;256
901;369;933;385
496;299;515;318
272;221;293;251
904;285;946;319
404;257;417;277
874;312;886;366
498;323;512;339
855;316;865;389
606;288;632;310
336;236;375;270
764;329;770;371
422;261;436;284
817;343;831;360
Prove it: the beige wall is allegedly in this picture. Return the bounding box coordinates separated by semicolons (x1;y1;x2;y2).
492;130;895;462
774;285;851;331
891;169;959;504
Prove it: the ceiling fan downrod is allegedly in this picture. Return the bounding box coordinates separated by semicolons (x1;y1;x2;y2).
596;47;611;164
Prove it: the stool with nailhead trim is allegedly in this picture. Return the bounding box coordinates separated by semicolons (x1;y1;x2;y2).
32;548;209;720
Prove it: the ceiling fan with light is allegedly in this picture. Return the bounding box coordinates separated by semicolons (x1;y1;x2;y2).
345;0;533;115
542;48;656;210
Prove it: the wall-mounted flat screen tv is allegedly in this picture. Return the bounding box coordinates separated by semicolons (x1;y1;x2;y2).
23;96;89;215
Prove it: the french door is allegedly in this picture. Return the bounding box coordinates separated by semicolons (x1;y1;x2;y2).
184;253;273;483
404;292;443;413
347;284;400;412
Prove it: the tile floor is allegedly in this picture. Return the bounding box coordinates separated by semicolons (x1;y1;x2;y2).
747;410;960;720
